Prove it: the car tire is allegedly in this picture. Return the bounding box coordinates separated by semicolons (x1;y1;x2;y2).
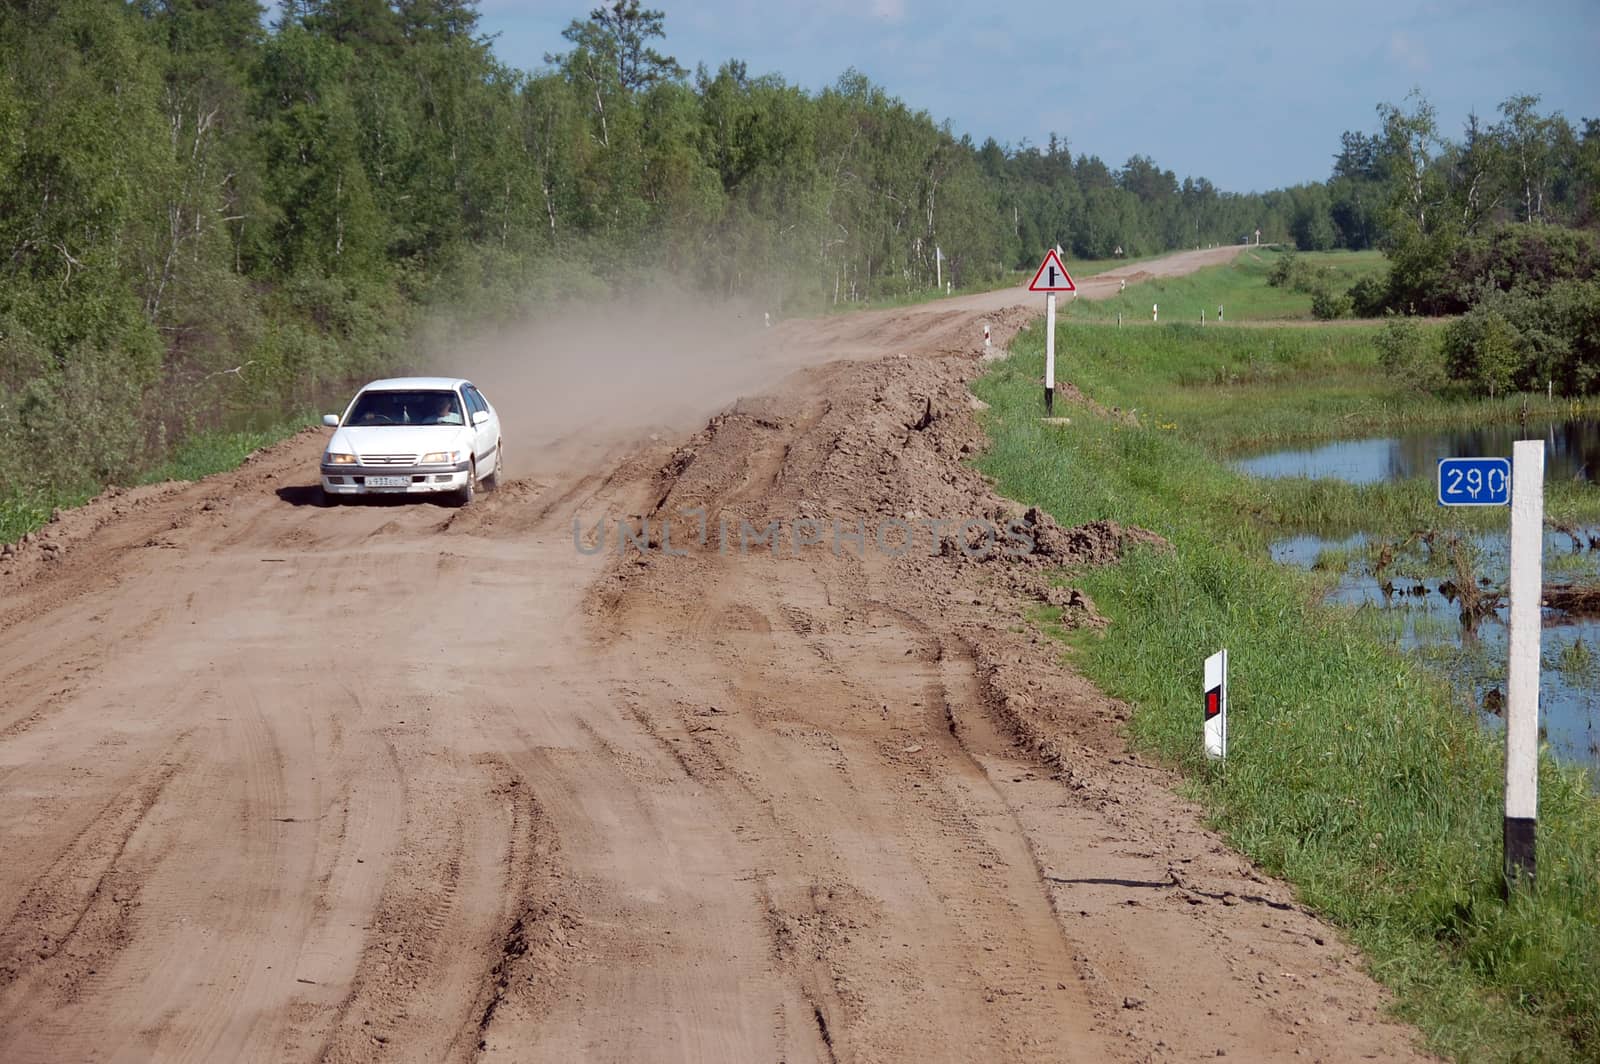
454;464;476;507
318;486;340;507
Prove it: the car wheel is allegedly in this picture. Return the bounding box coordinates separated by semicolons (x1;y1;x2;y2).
318;486;340;507
454;464;476;507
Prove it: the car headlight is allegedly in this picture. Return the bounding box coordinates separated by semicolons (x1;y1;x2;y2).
420;451;460;465
325;452;358;465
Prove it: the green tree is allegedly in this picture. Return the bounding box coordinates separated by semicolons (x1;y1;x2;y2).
551;2;685;94
1496;94;1554;224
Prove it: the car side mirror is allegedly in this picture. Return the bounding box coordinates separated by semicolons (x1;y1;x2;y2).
322;414;339;428
471;410;490;426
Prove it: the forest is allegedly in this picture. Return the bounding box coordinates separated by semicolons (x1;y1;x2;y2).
1296;91;1600;395
1;0;1596;499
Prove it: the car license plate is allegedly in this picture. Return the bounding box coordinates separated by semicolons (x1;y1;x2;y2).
366;476;410;488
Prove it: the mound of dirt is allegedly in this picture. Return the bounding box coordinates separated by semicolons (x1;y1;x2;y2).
597;337;1170;640
1018;509;1172;568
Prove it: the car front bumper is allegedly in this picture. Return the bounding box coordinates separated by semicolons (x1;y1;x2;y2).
320;460;471;496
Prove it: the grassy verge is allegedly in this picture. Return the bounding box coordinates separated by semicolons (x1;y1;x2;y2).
0;487;98;545
1066;247;1386;323
136;419;311;484
974;324;1600;1062
1042;319;1600;532
0;417;312;547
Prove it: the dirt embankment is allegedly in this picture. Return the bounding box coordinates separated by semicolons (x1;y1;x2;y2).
0;245;1435;1062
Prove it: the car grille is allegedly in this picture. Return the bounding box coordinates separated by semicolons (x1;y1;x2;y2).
362;454;419;466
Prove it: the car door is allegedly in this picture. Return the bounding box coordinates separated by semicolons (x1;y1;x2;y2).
471;385;501;474
463;385;497;474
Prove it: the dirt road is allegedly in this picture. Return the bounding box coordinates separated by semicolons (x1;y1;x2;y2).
0;248;1434;1062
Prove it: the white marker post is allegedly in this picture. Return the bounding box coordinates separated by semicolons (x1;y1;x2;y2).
935;245;943;292
1152;303;1158;323
1204;650;1228;761
1045;293;1057;414
983;323;991;350
1505;440;1544;886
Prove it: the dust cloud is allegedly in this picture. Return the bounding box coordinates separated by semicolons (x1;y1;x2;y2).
426;289;788;477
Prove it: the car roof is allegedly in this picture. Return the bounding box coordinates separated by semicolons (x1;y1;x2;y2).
358;376;471;392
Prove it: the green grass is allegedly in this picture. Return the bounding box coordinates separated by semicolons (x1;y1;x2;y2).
0;487;97;545
1550;637;1600;684
1064;246;1387;324
1;418;311;547
136;419;310;484
974;323;1600;1063
1037;316;1600;532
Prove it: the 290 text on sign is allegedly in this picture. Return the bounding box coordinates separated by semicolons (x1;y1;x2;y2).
1438;457;1511;507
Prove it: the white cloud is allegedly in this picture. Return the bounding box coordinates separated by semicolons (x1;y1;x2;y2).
1387;30;1431;74
869;0;907;21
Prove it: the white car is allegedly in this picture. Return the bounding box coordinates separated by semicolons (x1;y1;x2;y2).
319;377;503;505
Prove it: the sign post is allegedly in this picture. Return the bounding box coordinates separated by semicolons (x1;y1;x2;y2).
1437;447;1541;889
1504;441;1544;887
1027;249;1076;416
1204;650;1228;761
1045;293;1056;413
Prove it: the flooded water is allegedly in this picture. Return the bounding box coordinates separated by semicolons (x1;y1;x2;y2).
1243;417;1600;781
1271;530;1600;774
1236;418;1600;485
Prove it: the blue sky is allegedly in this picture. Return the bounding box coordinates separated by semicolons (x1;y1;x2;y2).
474;1;1599;193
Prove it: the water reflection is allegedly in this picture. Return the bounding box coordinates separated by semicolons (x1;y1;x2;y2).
1237;418;1600;485
1271;530;1599;779
1246;418;1600;782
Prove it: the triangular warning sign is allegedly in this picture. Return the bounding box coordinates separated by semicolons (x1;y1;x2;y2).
1027;249;1076;292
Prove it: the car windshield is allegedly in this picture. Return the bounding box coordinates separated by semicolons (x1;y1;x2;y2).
346;390;463;427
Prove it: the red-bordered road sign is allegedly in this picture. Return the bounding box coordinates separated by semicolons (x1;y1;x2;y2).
1027;249;1076;292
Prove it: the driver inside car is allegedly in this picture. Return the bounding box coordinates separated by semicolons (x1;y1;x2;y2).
427;393;463;426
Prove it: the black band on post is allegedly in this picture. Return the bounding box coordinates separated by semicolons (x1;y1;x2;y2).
1045;386;1054;416
1504;816;1536;891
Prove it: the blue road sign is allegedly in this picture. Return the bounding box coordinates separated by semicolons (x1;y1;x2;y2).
1438;457;1511;506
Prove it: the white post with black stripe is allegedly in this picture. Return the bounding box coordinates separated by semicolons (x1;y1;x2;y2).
1504;440;1544;887
1045;292;1056;415
1204;649;1228;761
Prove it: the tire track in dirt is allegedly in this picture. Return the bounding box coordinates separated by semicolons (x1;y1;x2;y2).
0;735;194;1010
